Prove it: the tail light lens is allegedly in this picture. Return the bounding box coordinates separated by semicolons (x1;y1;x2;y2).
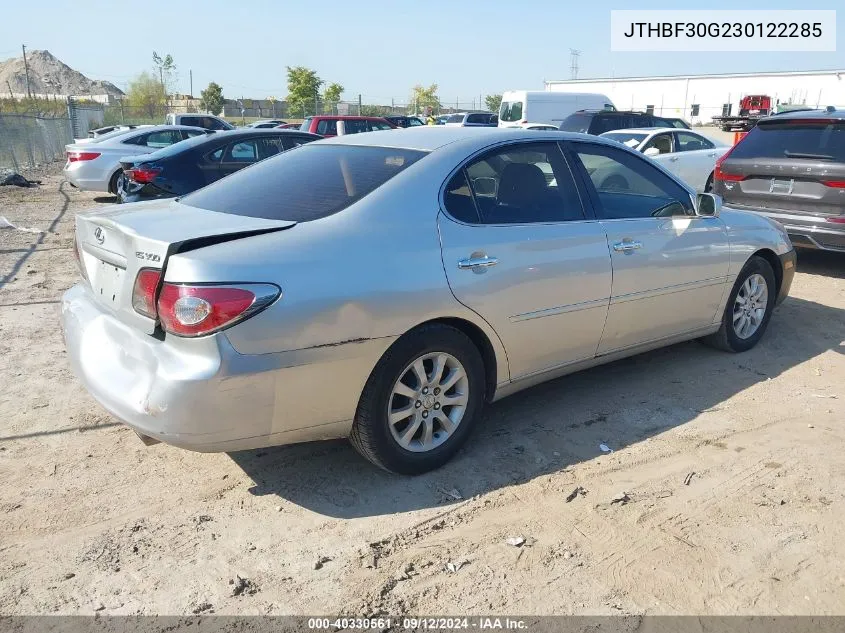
827;217;845;224
713;142;744;183
125;166;161;184
822;180;845;188
67;151;101;162
132;269;162;318
157;283;279;337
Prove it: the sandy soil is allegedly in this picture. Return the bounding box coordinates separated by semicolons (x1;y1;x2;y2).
0;166;844;617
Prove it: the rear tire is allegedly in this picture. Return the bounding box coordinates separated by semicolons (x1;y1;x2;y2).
107;170;122;196
350;324;485;475
702;256;776;353
704;173;714;193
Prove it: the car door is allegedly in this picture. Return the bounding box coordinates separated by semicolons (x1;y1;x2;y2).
438;141;613;380
567;140;730;355
218;139;260;177
674;131;720;191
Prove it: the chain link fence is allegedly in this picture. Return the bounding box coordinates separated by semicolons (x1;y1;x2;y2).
0;114;73;172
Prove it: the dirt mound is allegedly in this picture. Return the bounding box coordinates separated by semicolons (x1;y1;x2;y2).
0;49;123;96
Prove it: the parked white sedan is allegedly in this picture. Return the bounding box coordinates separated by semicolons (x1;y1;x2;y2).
63;125;210;194
600;128;730;192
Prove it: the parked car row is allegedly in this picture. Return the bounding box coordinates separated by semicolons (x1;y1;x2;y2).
62;126;796;475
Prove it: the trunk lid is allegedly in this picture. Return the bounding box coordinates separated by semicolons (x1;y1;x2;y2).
718;119;845;217
75;199;295;333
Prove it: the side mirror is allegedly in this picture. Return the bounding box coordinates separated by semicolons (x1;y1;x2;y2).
644;147;660;157
696;192;722;217
473;177;497;197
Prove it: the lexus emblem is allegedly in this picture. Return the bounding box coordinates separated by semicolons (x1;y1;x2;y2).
93;227;105;245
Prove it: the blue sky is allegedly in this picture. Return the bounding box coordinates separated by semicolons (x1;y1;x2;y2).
1;0;842;104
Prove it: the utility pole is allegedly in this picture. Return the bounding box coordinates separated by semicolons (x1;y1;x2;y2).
21;44;32;99
569;49;581;80
189;69;193;97
358;93;362;116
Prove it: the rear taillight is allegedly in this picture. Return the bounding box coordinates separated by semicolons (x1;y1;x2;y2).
125;166;161;184
132;269;162;318
157;283;279;337
714;142;744;183
822;180;845;188
827;217;845;224
67;151;101;162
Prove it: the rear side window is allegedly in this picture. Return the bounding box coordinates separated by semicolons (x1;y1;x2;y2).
559;113;593;133
446;114;465;124
466;114;486;124
180;116;200;127
590;115;629;135
317;119;338;135
181;145;427;222
369;120;394;131
343;120;370;134
729;121;845;161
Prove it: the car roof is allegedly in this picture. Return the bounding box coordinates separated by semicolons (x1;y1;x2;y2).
760;109;845;122
602;127;682;134
307;115;388;120
575;109;649;116
320;126;616;152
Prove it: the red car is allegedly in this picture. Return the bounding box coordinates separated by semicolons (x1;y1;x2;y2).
299;115;396;137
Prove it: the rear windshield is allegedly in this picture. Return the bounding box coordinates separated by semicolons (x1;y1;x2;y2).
499;101;523;122
729;120;845;161
559;113;592;133
141;132;217;159
181;144;427;222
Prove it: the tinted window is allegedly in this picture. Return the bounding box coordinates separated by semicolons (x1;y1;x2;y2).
559;113;593;133
316;119;338;135
408;117;424;127
300;117;313;132
183;129;208;139
651;117;673;127
258;137;287;159
446;114;465;124
499;101;523;122
369;120;394;131
466;114;486;124
571;142;693;219
591;114;631;135
140;133;217;160
344;120;370;134
224;140;258;161
182;145;426;222
453;142;584;224
205;117;230;130
729;121;845;161
129;130;182;148
283;135;315;149
180;116;200;127
675;132;714;152
443;170;480;223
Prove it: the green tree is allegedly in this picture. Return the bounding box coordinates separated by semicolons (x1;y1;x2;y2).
409;84;440;114
152;51;177;93
127;72;167;118
360;104;391;117
200;82;225;116
485;94;502;114
286;66;323;116
323;82;344;114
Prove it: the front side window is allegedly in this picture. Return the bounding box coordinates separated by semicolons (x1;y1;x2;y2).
642;133;674;155
344;120;370;134
316;119;338;135
408;117;424;127
135;130;182;148
182;145;426;222
675;132;714;152
369;120;394;131
499;101;523;122
445;114;465;125
258;137;287;159
180;116;200;127
571;141;693;219
444;142;584;224
224;140;258;162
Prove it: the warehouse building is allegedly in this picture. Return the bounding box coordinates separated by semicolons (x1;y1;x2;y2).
544;69;845;124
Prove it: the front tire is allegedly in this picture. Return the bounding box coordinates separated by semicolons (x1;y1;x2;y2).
350;324;485;475
702;256;776;352
107;170;122;196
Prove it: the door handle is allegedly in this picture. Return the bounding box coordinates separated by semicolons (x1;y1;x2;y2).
612;240;643;252
458;255;499;270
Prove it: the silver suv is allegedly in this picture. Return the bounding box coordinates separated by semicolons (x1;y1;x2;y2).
713;110;845;252
165;113;234;131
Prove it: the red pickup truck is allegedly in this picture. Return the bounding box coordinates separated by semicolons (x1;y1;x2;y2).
299;115;396;137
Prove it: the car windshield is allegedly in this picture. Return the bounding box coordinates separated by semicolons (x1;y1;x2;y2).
499;101;523;122
602;132;648;148
729;120;845;161
181;144;427;222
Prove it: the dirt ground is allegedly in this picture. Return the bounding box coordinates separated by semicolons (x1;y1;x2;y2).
1;164;844;617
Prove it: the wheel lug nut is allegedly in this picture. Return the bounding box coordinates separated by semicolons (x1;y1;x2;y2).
422;411;429;418
434;388;440;395
434;403;441;410
422;387;429;394
415;400;422;408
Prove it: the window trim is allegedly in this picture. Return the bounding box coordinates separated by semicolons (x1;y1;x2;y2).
564;139;697;221
438;139;593;227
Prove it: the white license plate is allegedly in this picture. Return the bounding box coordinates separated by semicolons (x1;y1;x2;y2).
94;260;125;306
770;178;794;194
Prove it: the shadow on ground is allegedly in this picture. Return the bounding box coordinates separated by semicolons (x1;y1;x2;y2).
231;293;843;519
794;248;845;280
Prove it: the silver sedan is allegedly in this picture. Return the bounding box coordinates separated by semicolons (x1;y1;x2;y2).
61;128;796;474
